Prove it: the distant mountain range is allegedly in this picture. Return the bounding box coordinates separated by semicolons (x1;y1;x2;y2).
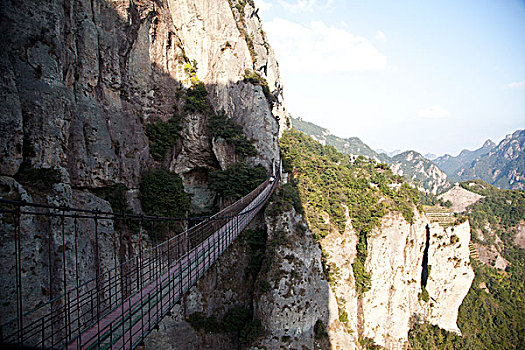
377;149;403;158
291;117;389;162
433;140;496;180
291;117;524;192
291;117;451;194
436;130;524;190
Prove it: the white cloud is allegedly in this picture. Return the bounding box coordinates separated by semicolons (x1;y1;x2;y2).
418;105;450;119
506;81;525;89
254;0;272;14
276;0;334;13
375;30;387;41
264;18;387;73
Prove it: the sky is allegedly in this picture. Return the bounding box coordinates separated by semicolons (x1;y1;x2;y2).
255;0;525;157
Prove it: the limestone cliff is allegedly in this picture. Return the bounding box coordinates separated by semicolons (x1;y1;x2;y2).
0;0;289;347
252;201;330;349
321;212;474;349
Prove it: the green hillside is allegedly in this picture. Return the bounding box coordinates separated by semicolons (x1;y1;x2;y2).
291;117;388;162
280;129;422;294
291;116;451;194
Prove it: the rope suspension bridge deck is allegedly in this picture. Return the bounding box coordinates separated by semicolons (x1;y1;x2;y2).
0;174;278;349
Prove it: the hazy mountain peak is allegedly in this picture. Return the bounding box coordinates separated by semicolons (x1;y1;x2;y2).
435;129;524;189
482;139;496;148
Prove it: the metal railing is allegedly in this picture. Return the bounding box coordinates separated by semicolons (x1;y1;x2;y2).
0;174;278;349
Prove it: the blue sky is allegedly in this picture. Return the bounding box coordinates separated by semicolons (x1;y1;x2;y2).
255;0;525;156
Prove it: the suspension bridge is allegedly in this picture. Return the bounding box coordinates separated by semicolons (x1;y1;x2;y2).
0;174;279;349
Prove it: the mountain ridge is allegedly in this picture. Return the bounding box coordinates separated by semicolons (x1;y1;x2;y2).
435;130;524;189
291;116;451;194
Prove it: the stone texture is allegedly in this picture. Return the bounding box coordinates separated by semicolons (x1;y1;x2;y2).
514;222;525;249
425;221;475;334
320;210;474;349
253;205;330;350
438;184;484;213
0;0;289;346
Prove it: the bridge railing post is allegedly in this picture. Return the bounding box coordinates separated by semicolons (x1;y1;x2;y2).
14;204;23;345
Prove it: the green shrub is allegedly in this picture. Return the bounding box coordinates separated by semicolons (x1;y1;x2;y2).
92;184;128;213
409;315;464;349
418;287;430;302
16;165;60;191
139;169;191;218
259;280;272;293
184;81;209;113
359;337;382;349
352;259;371;295
441;199;453;208
145;115;182;161
240;318;263;343
209;162;267;200
208;111;257;156
450;234;459;245
314;319;328;339
245;229;267;278
243;69;276;107
338;310;348;323
186;312;221;333
266;182;303;217
224;306;251;333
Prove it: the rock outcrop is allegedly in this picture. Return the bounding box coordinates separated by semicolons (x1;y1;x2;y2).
0;0;288;192
321;211;474;348
437;184;484;213
252;204;330;349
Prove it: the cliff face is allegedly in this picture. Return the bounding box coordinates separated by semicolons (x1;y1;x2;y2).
253;203;330;349
321;212;474;348
0;0;288;188
0;0;288;345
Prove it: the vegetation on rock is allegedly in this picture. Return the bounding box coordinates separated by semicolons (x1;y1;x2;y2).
145;115;182;161
244;69;276;107
92;184;128;213
208;110;257;157
209;162;267;200
410;180;525;348
139;168;191;219
186;305;263;344
15;165;60;192
291;116;452;194
408;315;463;349
184;82;209;113
280;129;422;295
244;229;267;279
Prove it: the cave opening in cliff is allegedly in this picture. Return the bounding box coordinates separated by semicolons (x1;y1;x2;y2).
421;225;431;287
